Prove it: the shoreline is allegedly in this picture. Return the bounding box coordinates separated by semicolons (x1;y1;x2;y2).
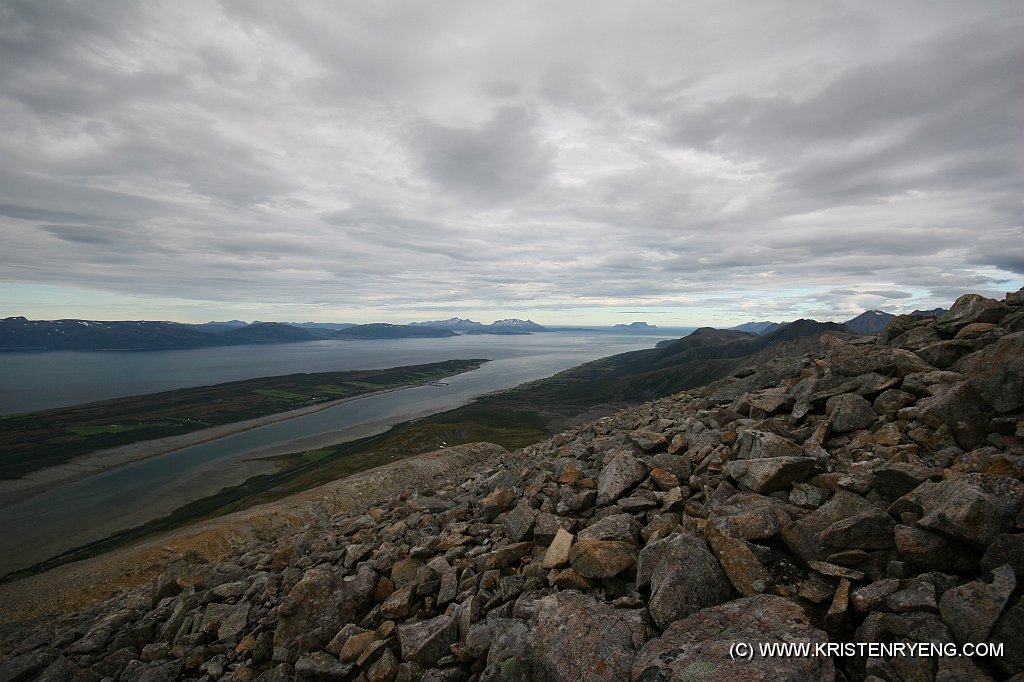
0;383;433;511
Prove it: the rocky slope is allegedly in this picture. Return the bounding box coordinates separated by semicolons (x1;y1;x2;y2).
1;289;1023;682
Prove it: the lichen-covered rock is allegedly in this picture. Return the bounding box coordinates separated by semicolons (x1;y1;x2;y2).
956;332;1024;413
633;595;833;681
826;393;877;433
568;539;637;579
934;294;1007;333
726;456;818;493
732;429;802;460
595;453;648;505
398;615;459;668
642;532;735;629
939;564;1016;645
531;592;649;682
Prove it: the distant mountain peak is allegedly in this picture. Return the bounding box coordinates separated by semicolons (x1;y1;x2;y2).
614;321;656;329
844;309;895;334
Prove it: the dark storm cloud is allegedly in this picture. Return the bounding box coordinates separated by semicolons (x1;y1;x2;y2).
0;1;1020;322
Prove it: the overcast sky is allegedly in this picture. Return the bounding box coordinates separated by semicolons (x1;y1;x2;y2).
1;1;1021;326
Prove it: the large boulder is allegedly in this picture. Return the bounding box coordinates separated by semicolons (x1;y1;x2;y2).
531;592;650;681
633;595;834;681
732;430;801;459
596;453;648;505
939;564;1016;645
934;294;1007;333
915;381;989;450
727;456;819;493
273;566;376;663
826;393;877;433
398;615;459;668
639;532;735;629
782;491;878;565
889;478;1019;547
956;332;1024;413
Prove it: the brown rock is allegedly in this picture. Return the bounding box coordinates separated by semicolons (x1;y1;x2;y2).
633;595;833;681
542;529;574;569
568;539;637;579
532;592;650;682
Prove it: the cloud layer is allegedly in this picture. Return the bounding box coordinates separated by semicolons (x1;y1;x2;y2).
1;0;1021;324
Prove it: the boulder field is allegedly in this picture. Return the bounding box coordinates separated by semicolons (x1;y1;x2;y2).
1;288;1023;682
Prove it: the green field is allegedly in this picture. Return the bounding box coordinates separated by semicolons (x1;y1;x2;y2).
0;359;485;479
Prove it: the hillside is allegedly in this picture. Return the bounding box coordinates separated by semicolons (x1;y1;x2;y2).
0;319;455;351
0;288;1022;681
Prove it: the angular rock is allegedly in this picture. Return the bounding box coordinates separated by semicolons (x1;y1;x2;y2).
890;479;1017;547
294;652;354;680
532;592;649;682
939;564;1016;645
782;491;878;564
596;453;648;505
956;332;1024;413
533;512;576;546
642;532;734;629
981;534;1024;577
503;500;537;542
542;529;574;569
398;615;458;668
708;531;772;596
727;456;818;493
274;566;376;663
732;429;802;460
894;524;976;572
826;393;877;433
916;381;989;450
934;293;1007;333
850;579;901;613
576;512;642;545
568;539;637;579
633;595;833;681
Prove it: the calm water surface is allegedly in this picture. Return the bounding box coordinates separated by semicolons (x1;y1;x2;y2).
0;330;689;575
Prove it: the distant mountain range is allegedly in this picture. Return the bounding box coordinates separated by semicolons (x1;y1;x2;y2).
613;322;656;330
728;306;949;337
409;318;548;334
0;317;453;351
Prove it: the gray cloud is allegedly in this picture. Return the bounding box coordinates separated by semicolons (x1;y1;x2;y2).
0;1;1020;323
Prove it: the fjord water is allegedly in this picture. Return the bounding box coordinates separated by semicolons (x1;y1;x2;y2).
0;330;686;576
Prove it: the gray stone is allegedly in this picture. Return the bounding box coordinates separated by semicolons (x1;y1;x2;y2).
398;615;458;668
732;429;802;459
782;491;878;564
826;393;877;433
294;652;354;680
890;479;1017;547
633;595;833;682
596;453;648;505
956;332;1024;413
641;532;735;629
934;294;1007;333
273;565;377;663
531;592;649;682
991;597;1024;676
503;500;537;542
981;534;1024;577
915;381;989;450
894;524;976;572
577;512;642;545
939;564;1016;645
727;456;819;493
